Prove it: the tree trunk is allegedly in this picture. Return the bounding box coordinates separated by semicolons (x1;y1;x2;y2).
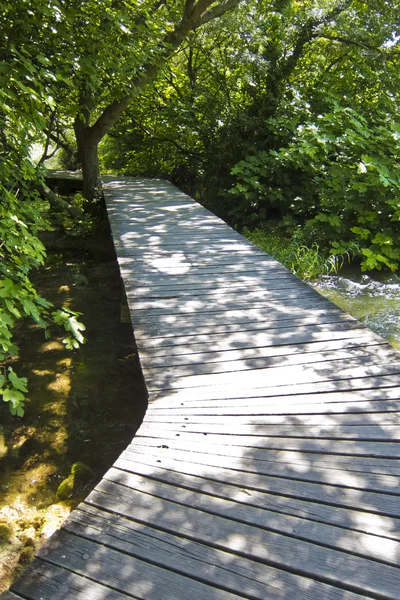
81;138;102;201
74;115;103;201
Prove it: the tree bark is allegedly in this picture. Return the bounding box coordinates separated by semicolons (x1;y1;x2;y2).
79;136;102;201
74;116;103;201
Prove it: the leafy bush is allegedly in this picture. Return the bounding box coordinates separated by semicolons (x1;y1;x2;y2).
0;33;86;416
231;98;400;272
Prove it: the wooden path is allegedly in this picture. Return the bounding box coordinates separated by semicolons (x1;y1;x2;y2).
4;178;400;599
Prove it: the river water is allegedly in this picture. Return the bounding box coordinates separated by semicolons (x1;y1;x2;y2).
312;269;400;351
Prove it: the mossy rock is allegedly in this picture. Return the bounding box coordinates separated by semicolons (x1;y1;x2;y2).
18;544;35;565
56;462;93;500
0;522;12;542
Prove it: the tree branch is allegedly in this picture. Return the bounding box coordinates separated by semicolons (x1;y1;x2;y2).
36;184;83;218
38;112;57;165
194;0;241;28
131;118;205;162
278;0;354;80
87;0;243;144
318;33;384;54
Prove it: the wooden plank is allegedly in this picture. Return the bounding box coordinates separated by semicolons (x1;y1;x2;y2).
134;314;358;341
125;273;297;292
115;243;266;257
127;279;309;299
88;476;400;599
132;303;344;333
36;529;242;600
111;229;245;245
129;282;312;299
141;418;400;440
109;211;219;225
114;242;262;256
118;257;292;274
145;409;400;427
126;438;400;480
118;256;290;278
141;342;389;372
150;381;400;405
141;343;389;374
151;375;400;404
145;357;400;394
140;320;372;350
112;454;400;542
120;452;400;524
131;300;353;326
108;214;226;227
142;352;396;385
66;505;372;600
118;252;288;274
129;289;319;312
109;220;242;234
135;424;400;459
149;404;400;423
111;223;234;235
148;395;400;417
11;559;131;600
130;298;338;328
139;331;377;358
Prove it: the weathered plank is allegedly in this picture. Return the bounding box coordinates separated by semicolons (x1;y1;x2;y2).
145;408;400;427
118;256;290;277
134;425;400;459
36;529;242;600
133;315;359;343
138;327;376;358
124;438;400;480
87;476;400;599
65;505;373;600
131;302;346;332
139;320;379;349
112;455;400;543
11;559;132;600
125;273;298;293
139;419;400;441
140;343;390;375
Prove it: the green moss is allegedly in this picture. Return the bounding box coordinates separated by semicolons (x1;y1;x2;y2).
56;462;93;500
0;523;12;542
18;545;34;565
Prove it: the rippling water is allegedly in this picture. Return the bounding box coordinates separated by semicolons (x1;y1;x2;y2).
312;270;400;350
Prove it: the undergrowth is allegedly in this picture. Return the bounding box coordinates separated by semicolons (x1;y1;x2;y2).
244;228;357;281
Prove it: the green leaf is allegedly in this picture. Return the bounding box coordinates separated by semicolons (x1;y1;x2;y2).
2;388;25;404
8;367;28;393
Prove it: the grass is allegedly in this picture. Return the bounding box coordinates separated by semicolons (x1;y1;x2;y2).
243;227;343;281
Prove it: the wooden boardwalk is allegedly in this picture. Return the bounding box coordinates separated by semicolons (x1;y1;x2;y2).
4;178;400;599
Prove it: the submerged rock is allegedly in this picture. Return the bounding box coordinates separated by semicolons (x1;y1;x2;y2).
56;462;93;500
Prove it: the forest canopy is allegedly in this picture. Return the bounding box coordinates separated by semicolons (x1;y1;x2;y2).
1;0;400;413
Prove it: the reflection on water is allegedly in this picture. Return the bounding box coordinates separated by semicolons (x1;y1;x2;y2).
312;269;400;350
